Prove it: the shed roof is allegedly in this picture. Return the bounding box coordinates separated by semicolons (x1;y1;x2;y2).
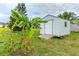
43;14;69;22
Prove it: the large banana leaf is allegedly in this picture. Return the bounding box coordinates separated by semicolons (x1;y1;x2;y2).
12;20;19;29
27;29;40;39
17;21;24;28
11;10;29;30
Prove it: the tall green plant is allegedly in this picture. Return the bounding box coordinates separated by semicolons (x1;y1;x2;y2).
7;10;47;55
8;3;27;31
10;10;29;31
10;10;47;31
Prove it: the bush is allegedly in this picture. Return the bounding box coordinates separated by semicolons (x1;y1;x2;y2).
3;31;36;56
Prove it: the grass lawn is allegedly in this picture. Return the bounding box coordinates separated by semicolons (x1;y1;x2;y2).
0;28;79;56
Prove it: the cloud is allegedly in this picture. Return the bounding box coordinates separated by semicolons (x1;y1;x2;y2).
0;13;10;23
1;3;79;22
0;14;4;17
27;3;79;18
0;13;9;17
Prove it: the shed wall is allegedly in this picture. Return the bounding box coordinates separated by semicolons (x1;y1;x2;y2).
40;21;53;35
53;19;70;36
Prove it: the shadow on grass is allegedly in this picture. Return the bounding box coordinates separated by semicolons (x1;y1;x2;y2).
50;35;69;40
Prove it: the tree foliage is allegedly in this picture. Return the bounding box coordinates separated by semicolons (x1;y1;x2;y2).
10;10;29;31
8;3;27;31
10;10;47;31
15;3;27;16
7;10;47;55
58;11;77;23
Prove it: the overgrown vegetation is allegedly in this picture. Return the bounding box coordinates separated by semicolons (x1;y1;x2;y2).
0;29;79;56
1;3;79;56
8;3;27;31
5;2;47;55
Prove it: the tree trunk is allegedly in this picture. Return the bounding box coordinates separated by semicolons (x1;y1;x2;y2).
27;36;31;51
22;26;25;32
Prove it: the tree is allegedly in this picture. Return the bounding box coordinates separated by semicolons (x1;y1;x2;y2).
15;3;27;16
58;11;77;23
11;10;47;31
31;17;47;29
10;10;29;31
8;3;27;31
9;10;47;53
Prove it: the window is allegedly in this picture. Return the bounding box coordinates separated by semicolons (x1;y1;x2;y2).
65;21;67;27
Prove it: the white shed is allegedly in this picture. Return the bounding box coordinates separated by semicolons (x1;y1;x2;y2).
40;14;70;37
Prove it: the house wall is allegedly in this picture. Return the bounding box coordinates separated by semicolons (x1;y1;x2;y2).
53;18;70;36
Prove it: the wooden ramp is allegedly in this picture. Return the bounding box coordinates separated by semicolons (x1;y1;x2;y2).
39;34;53;40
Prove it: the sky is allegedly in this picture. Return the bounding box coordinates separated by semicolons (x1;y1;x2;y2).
0;3;79;23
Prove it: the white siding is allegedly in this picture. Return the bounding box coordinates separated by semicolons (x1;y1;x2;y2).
40;23;45;34
45;21;52;34
64;21;70;35
40;21;52;35
53;19;70;36
40;15;70;37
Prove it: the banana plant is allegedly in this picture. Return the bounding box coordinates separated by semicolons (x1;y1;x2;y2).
31;17;47;29
11;10;29;31
10;10;47;51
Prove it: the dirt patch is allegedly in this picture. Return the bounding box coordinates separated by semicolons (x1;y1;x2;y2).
39;34;53;40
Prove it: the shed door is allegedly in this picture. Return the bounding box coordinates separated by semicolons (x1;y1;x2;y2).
45;21;52;34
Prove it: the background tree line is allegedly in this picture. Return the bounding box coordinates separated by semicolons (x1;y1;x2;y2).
58;11;79;24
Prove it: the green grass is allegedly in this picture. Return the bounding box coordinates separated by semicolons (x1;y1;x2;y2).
0;28;79;56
